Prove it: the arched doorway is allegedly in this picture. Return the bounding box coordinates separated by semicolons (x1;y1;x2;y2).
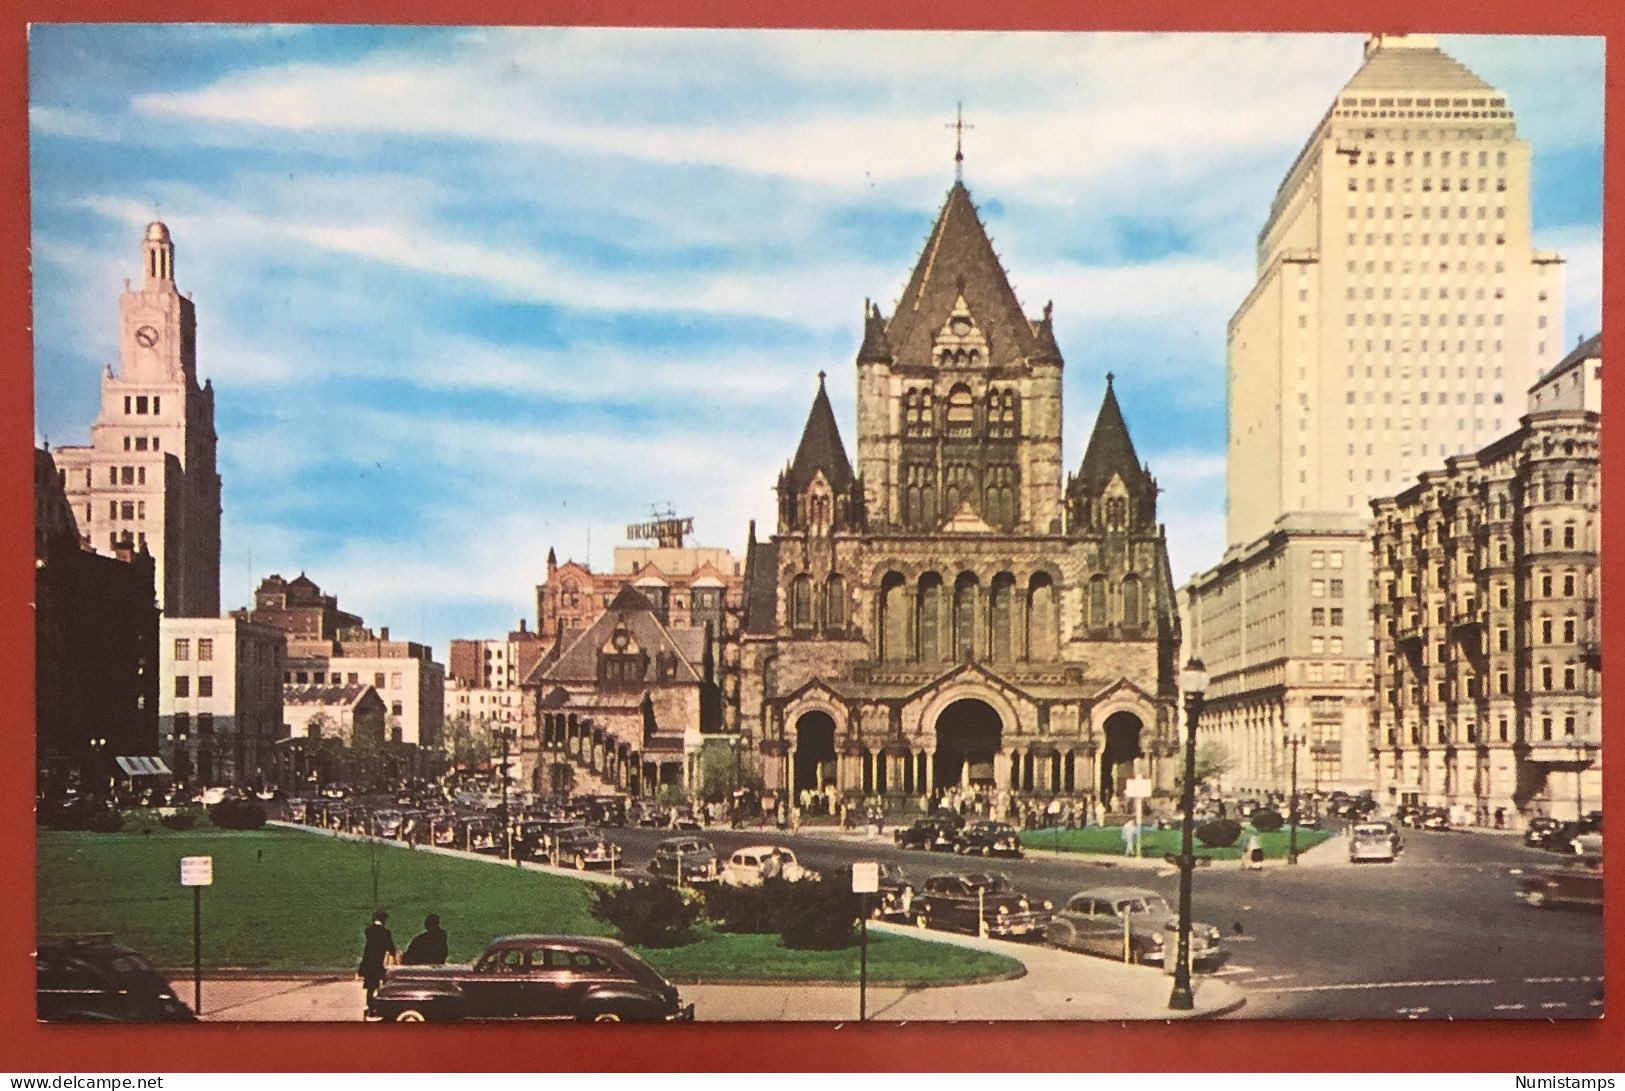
792;711;838;795
1100;710;1144;799
933;698;1002;789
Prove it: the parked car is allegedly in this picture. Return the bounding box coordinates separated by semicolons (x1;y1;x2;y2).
894;814;964;851
954;820;1025;858
1517;858;1603;910
554;826;623;870
1523;816;1564;848
871;863;914;920
718;845;817;886
368;935;693;1022
37;936;196;1022
1045;886;1225;968
1349;821;1402;863
648;836;721;883
1419;807;1451;831
911;872;1051;939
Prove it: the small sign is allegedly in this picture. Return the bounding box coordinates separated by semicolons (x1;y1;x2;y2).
1124;777;1152;800
851;861;880;893
180;856;213;887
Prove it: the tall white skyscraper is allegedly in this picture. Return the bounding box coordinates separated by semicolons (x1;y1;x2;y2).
1226;33;1564;545
55;222;222;618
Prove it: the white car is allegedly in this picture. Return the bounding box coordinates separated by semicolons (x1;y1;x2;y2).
1349;821;1400;863
718;845;817;886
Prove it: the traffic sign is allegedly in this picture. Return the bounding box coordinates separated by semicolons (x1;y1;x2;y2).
180;856;213;887
1124;777;1152;800
851;861;880;893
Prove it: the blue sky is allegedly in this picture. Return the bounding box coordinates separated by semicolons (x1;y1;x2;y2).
29;27;1603;660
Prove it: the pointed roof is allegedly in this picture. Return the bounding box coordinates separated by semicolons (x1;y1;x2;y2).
1076;374;1153;496
886;182;1037;370
531;584;705;685
785;374;854;493
1341;35;1495;97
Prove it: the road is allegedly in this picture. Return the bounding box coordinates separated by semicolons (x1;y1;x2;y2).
604;819;1603;1021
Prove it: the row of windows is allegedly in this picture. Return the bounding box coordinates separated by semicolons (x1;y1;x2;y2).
1344;391;1504;406
1346;232;1509;248
174;675;213;698
901;385;1020;439
108;465;148;487
121;435;160;452
1387;712;1581;749
110;500;145;521
1308;550;1345;570
1308;608;1346;626
1307;579;1345;599
123;395;161;416
285;669;403;689
1347;177;1507;194
170;712;212;739
1341;140;1508;166
174;638;214;661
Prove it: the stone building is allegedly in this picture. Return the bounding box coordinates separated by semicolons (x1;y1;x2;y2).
738;180;1181;807
159;615;286;786
53;222;222;618
1369;334;1600;825
1182;513;1374;797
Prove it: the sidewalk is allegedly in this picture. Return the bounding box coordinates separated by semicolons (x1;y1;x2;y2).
792;823;1175;876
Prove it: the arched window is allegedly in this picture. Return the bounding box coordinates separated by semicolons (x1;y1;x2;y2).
879;572;908;661
946;384;975;437
1087;576;1109;630
1564;473;1576;501
917;573;943;661
1027;573;1057;660
953;572;978;660
824;574;847;631
1122;575;1143;629
989;573;1015;661
791;574;813;629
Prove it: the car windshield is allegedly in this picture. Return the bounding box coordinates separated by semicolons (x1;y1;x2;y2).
1354;828;1388;841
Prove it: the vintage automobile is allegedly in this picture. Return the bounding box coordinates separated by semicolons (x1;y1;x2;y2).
1045;886;1225;968
648;836;721;883
1349;821;1402;863
37;936;196;1022
894;814;965;851
1523;816;1565;848
871;862;915;920
553;826;623;870
718;845;817;886
911;872;1051;939
954;820;1025;858
1516;858;1603;910
368;935;694;1022
1419;807;1452;831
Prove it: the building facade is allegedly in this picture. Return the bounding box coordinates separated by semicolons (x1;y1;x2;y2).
159;616;287;786
1370;335;1600;825
35;448;160;793
53;223;222;618
1182;513;1374;796
738;180;1181;808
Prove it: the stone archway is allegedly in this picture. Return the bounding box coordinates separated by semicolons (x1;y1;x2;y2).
1100;710;1144;799
792;711;838;796
933;698;1003;789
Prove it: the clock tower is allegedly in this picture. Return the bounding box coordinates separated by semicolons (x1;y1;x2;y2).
54;222;222;617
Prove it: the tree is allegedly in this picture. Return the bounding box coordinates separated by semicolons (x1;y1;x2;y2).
1194;742;1232;785
442;712;492;768
695;741;764;803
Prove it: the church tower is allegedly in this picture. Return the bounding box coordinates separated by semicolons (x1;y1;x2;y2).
56;223;222;617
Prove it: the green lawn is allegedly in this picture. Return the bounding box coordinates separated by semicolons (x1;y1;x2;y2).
37;824;1022;985
1018;825;1335;860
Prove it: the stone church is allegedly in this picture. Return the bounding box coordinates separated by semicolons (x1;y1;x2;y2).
738;181;1183;807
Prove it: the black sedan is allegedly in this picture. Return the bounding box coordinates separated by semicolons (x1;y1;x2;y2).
954;820;1024;858
368;935;693;1022
648;836;721;883
894;815;964;851
37;937;196;1022
911;873;1051;939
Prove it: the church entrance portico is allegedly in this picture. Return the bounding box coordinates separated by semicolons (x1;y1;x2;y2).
932;697;1003;790
1100;709;1145;800
791;710;838;796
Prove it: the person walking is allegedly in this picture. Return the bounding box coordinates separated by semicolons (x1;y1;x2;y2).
1121;818;1138;856
402;913;448;966
358;910;396;1011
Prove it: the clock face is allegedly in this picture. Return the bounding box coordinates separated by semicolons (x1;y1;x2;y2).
951;316;972;336
134;325;159;349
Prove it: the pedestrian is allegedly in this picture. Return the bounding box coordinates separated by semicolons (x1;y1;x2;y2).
1242;832;1264;871
357;910;396;1010
402;913;448;966
1494;806;1506;830
1121;818;1138;856
760;849;784;881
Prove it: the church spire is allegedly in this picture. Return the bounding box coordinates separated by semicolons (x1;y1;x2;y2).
785;372;854;493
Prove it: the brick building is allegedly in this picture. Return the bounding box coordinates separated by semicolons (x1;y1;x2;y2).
159;615;286;786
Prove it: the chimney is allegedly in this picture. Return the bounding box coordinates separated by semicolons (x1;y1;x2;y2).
380;627;390;641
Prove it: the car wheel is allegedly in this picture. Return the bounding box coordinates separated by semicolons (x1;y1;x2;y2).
393;1008;428;1022
1525;890;1548;908
914;913;931;930
574;854;587;870
589;1010;623;1022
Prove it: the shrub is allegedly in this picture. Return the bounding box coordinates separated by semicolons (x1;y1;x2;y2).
1195;818;1242;848
208;798;267;830
588;878;699;948
159;809;199;831
778;868;859;951
1250;809;1285;833
703;878;797;934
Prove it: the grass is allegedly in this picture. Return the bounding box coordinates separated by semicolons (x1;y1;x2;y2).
37;823;1023;985
1018;824;1336;860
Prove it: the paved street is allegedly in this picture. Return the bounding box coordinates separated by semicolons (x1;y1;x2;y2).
607;818;1604;1021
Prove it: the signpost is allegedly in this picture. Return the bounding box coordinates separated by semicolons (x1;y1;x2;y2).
1125;777;1151;857
179;856;212;1015
852;862;880;1022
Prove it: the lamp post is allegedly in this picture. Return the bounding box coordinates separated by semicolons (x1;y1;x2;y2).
496;727;515;862
1168;657;1207;1012
1282;731;1304;865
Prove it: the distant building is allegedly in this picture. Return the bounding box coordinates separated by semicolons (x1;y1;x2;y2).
1182;513;1374;797
1369;335;1600;824
159;616;286;787
35;448;160;793
536;543;744;642
283;683;388;746
52;222;221;618
250;572;363;640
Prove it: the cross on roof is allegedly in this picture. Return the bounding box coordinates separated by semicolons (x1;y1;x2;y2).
945;103;974;182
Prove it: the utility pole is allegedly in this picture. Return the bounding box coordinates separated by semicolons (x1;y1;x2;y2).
1285;733;1302;865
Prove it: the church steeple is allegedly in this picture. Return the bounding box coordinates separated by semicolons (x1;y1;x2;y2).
785;372;854;494
778;373;864;535
1068;373;1158;532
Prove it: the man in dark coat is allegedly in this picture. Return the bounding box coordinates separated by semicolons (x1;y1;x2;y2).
402;913;448;965
358;910;396;1010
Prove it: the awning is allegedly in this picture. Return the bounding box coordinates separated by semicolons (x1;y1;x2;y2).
114;756;172;777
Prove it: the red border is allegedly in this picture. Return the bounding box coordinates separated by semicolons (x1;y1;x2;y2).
5;0;1620;1073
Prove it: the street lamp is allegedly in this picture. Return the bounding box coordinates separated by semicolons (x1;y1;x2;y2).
496;727;515;862
1168;657;1208;1012
1282;731;1304;865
